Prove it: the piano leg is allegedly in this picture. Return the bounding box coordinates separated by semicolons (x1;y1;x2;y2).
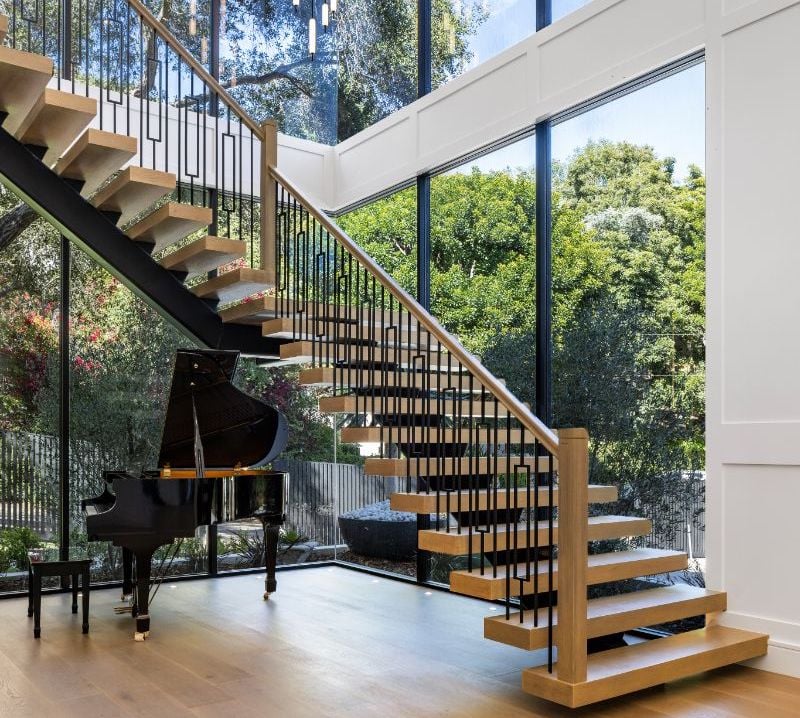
122;547;133;600
133;549;153;640
263;520;280;600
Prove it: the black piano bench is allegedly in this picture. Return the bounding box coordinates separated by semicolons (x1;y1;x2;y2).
27;555;91;639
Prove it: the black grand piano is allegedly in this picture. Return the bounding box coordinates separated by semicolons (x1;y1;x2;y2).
82;349;289;640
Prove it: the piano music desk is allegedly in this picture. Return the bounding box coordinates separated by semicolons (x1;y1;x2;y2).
27;552;91;639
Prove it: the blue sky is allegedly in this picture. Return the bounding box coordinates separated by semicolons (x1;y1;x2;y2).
451;3;705;182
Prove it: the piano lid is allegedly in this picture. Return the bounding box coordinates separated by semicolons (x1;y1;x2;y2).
157;349;288;470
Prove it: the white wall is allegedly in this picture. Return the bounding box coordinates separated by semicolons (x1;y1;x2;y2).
312;0;800;678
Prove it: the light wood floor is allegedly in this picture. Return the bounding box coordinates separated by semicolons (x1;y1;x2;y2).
0;566;796;717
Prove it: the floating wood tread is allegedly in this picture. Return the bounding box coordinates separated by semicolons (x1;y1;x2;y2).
92;166;176;226
0;46;54;135
262;317;428;344
54;128;137;196
16;88;96;166
279;339;446;365
485;585;726;651
319;394;524;417
390;484;617;514
0;15;7;44
364;455;554;479
419;515;651;555
450;548;688;601
127;202;213;253
159;236;246;277
192;267;272;304
521;625;768;708
342;426;529;446
299;366;497;392
220;295;419;327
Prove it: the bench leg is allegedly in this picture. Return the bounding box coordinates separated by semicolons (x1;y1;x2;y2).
27;565;33;617
33;572;41;639
71;573;79;614
81;569;89;634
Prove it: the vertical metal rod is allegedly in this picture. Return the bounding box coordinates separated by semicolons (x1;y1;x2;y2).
59;236;70;565
62;0;72;81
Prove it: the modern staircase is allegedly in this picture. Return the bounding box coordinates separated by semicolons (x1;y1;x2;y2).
0;0;768;708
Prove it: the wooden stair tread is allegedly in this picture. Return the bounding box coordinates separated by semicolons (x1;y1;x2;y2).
160;236;246;276
54;128;137;196
389;484;618;514
16;88;96;166
319;395;526;417
279;339;446;365
92;166;176;226
192;267;272;304
521;625;768;708
343;426;528;445
484;585;727;650
262;317;429;344
127;202;213;252
0;46;54;135
220;296;419;326
364;455;553;478
418;515;651;554
299;366;497;392
450;548;688;600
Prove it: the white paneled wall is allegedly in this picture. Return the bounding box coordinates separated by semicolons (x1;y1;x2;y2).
320;0;800;678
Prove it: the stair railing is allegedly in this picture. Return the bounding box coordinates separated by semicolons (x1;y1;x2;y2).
3;0;276;277
268;164;594;677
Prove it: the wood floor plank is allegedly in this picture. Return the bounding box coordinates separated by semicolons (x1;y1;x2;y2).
0;567;793;718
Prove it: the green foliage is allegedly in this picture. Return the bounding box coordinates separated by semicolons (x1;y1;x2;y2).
0;527;42;569
235;360;363;464
339;140;707;536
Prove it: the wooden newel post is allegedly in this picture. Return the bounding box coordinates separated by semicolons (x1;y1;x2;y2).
260;119;278;285
557;427;589;684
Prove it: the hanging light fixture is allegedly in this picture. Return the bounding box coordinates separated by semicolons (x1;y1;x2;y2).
290;0;339;59
189;0;197;36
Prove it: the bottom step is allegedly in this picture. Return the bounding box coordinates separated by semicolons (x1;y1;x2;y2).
521;625;768;708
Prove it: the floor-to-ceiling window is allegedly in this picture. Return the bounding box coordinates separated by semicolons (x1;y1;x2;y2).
0;197;61;594
551;62;706;575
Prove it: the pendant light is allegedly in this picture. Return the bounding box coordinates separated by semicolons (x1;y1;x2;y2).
290;0;339;59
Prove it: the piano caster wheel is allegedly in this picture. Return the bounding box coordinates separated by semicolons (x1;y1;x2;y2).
263;591;270;600
134;631;149;642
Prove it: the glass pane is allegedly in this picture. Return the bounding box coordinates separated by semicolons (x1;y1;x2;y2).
551;63;706;605
68;251;205;582
0;200;61;593
337;1;418;141
427;134;536;585
433;0;537;91
337;185;418;298
218;361;348;572
218;1;339;144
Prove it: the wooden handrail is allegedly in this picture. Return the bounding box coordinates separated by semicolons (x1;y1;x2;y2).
125;0;264;139
268;165;560;455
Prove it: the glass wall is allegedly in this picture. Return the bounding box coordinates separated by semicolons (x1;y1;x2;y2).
430;136;536;380
551;63;706;581
68;252;207;582
0;195;61;593
433;0;537;91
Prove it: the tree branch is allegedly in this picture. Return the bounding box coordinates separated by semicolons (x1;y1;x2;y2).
0;203;37;253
